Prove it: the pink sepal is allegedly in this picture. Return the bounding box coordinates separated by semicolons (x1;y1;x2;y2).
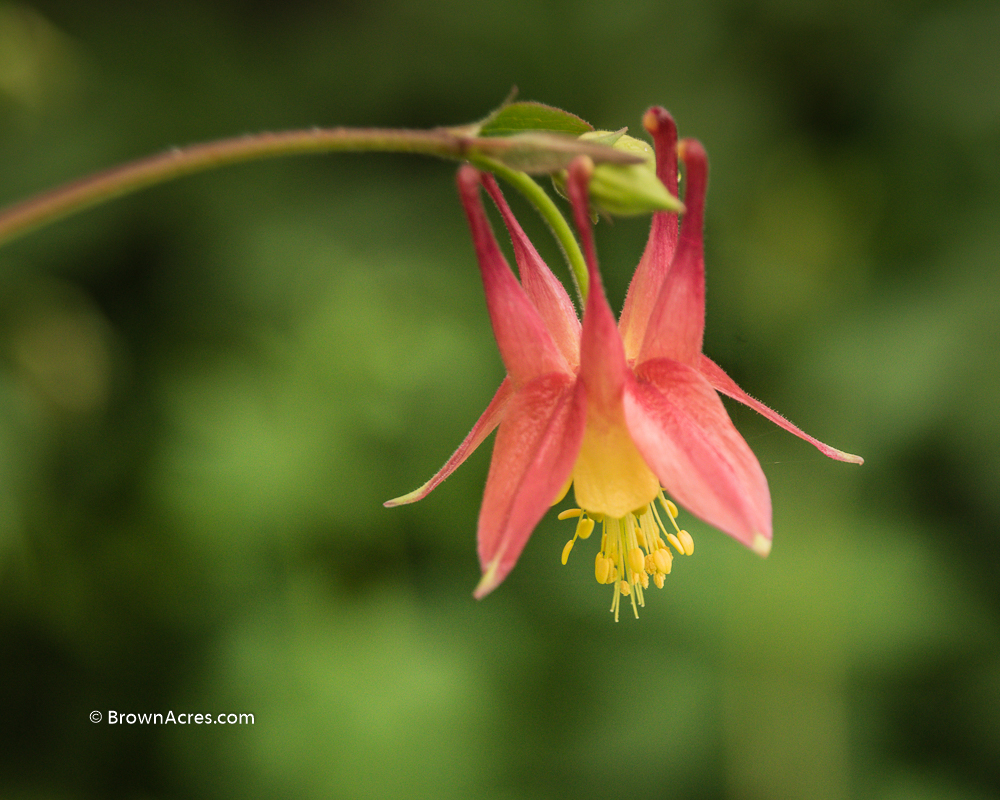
624;358;772;552
699;356;864;464
384;378;514;507
475;375;585;598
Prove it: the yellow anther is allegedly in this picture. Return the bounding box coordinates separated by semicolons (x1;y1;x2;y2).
627;547;646;575
559;496;690;617
561;539;575;565
594;553;611;584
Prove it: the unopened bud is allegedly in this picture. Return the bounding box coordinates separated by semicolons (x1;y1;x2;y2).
553;131;684;217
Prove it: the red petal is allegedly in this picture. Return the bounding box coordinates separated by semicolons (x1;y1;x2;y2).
624;357;773;554
636;139;708;368
457;166;570;386
384;378;514;507
480;174;581;367
475;374;585;598
699;355;864;464
619;107;680;361
566;158;631;418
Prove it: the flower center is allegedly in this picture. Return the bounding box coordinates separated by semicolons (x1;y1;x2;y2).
558;490;694;621
570;408;661;518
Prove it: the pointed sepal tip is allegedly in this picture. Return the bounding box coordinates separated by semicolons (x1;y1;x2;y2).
473;557;502;599
752;533;772;557
383;487;425;508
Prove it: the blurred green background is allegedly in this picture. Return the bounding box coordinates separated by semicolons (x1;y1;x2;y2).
2;0;998;798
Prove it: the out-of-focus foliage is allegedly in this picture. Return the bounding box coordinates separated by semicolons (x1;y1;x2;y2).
1;1;998;798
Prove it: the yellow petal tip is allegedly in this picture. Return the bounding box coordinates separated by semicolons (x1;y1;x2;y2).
473;558;502;600
383;483;430;507
826;446;864;465
752;533;772;557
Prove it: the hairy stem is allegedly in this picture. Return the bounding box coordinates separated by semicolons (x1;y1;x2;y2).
0;125;638;253
0;128;478;247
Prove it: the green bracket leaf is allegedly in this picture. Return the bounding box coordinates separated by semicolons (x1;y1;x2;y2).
477;101;594;137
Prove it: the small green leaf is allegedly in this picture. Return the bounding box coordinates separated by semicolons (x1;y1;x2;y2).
479;101;594;137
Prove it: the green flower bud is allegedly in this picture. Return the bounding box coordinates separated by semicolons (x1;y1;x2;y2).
552;131;684;218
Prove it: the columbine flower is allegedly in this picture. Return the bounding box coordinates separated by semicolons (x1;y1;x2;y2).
387;107;862;618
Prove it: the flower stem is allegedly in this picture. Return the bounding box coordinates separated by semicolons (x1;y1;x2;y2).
0;128;478;248
473;156;588;303
0;125;637;257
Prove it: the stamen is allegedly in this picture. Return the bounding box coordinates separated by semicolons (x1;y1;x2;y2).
656;490;685;536
661;495;679;519
561;538;575;565
595;553;611;584
557;489;693;620
648;502;670;541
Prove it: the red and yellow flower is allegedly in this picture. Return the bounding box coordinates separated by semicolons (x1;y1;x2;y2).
387;108;862;618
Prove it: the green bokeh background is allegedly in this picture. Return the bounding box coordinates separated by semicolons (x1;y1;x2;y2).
2;1;998;798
